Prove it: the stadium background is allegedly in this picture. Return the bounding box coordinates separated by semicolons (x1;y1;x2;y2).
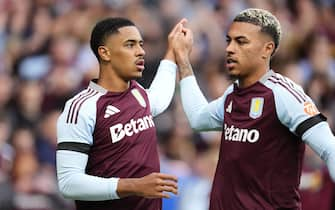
0;0;334;209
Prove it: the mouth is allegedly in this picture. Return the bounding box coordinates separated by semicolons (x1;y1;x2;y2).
226;58;237;69
135;59;145;71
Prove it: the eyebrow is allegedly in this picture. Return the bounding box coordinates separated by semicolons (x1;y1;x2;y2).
226;35;248;40
124;39;144;44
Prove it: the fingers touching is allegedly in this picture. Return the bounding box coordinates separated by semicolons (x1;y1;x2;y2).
171;18;188;35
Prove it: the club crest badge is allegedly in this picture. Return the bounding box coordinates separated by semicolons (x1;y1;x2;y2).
131;89;146;108
249;97;264;119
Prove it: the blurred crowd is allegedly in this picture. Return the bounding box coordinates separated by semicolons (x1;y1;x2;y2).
0;0;335;209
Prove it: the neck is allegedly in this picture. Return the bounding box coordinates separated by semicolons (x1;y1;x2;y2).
97;65;130;92
238;66;268;88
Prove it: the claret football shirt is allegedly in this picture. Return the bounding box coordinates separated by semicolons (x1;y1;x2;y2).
180;70;327;210
57;80;161;210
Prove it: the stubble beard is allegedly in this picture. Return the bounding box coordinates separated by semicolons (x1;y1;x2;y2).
227;70;241;81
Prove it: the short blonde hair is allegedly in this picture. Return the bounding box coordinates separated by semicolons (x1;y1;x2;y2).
234;8;281;53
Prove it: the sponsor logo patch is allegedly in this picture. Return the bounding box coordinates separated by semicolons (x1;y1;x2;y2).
303;101;319;116
224;124;260;143
109;115;155;143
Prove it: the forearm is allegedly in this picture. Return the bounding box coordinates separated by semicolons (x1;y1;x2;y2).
163;49;175;63
57;150;178;201
178;59;194;79
174;49;194;80
302;122;335;182
180;76;207;129
56;150;119;201
117;178;141;197
147;60;177;116
180;76;222;131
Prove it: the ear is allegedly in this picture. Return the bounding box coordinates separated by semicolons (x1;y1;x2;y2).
262;41;275;59
98;46;111;62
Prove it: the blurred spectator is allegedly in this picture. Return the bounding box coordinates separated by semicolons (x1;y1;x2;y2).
298;32;335;87
0;112;14;210
13;80;44;128
300;147;335;210
304;72;334;111
36;109;60;168
11;126;72;210
0;73;15;113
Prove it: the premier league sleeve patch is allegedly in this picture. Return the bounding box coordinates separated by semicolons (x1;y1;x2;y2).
249;97;264;119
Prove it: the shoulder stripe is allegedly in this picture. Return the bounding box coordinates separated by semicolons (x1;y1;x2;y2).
274;75;308;101
73;91;98;124
281;76;307;101
67;88;94;123
66;89;92;123
268;76;305;103
295;114;327;137
66;88;98;124
57;142;90;154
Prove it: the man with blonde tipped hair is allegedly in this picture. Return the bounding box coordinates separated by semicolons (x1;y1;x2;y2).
175;8;335;209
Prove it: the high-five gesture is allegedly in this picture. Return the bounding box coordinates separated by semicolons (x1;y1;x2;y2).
164;18;189;62
170;19;195;79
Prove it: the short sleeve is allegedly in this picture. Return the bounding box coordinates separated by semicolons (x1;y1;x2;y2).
57;98;97;146
268;75;326;136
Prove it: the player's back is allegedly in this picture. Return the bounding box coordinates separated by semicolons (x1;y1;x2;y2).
210;71;307;210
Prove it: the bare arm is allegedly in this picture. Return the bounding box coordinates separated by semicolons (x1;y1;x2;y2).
178;60;194;80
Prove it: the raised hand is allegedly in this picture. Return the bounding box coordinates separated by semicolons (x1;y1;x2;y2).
170;19;194;79
164;18;189;62
117;172;178;199
172;20;193;66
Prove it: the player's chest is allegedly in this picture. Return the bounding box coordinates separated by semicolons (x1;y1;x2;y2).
225;93;270;120
94;89;155;144
222;91;276;142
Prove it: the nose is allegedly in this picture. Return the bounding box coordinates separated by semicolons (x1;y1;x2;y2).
137;45;145;56
226;41;235;55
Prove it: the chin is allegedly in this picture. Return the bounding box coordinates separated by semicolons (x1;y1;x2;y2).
228;70;240;79
137;71;143;77
132;72;143;79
